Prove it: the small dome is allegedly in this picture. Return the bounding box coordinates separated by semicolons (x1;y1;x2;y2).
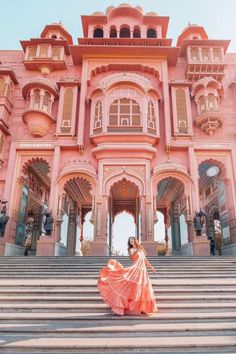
181;23;200;34
118;3;132;8
106;5;115;14
145;11;158;16
135;5;144;13
91;11;104;16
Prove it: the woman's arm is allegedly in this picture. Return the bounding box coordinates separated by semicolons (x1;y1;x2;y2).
145;257;157;273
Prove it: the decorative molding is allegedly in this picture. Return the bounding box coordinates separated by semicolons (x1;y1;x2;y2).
99;73;152;93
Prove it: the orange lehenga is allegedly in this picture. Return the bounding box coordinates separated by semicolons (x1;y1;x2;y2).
97;250;157;315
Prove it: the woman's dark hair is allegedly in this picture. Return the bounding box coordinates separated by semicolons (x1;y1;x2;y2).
127;237;134;250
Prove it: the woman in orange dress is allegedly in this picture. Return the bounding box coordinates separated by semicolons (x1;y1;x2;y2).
97;237;157;315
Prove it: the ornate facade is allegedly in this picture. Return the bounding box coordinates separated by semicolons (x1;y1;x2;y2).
0;4;236;256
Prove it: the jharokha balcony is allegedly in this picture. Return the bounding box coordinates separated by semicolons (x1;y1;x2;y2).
22;78;59;137
195;109;223;136
21;40;70;74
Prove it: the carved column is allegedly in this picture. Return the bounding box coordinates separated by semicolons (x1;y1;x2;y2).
66;200;78;256
90;196;109;255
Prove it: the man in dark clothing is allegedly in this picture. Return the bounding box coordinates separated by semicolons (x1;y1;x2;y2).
209;237;215;256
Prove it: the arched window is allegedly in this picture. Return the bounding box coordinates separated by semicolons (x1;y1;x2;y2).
133;26;141;38
33;89;41;110
198;95;207;114
51;34;57;39
147;101;156;132
0;77;5;96
147;28;157;38
120;27;130;38
110;27;117;38
109;98;141;127
94;100;102;130
93;28;104;38
42;92;51;113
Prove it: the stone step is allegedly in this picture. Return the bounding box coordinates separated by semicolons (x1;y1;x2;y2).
1;288;236;297
0;302;236;313
1;294;236;302
1;311;236;321
1;335;236;353
0;278;235;286
1;321;236;334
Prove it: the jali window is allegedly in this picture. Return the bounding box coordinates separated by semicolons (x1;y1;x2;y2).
109;98;141;127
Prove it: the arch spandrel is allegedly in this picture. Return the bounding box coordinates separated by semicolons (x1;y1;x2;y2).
152;164;195;201
196;157;228;180
104;170;145;197
57;162;97;195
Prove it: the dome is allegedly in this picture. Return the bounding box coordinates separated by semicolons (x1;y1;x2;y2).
145;11;158;16
118;3;132;8
91;11;104;16
106;5;115;14
181;23;200;34
135;5;144;13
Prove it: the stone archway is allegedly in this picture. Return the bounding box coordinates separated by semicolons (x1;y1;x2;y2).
56;173;96;256
108;178;140;255
15;158;51;254
198;158;236;247
152;166;195;255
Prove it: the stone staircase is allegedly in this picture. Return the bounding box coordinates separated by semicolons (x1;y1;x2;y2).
0;256;236;353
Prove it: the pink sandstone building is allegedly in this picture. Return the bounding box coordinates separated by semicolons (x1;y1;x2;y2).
0;3;235;257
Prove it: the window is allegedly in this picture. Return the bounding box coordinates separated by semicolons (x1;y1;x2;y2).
120;27;130;38
147;28;157;38
208;94;217;111
198;96;207;114
61;88;73;133
147;101;156;131
39;45;49;58
133;27;141;38
33;89;41;110
110;27;117;38
109;98;141;126
42;92;51;113
28;47;37;60
52;47;61;60
94;101;102;130
51;34;57;39
213;48;222;61
176;89;188;134
93;28;104;38
191;47;199;60
202;48;210;61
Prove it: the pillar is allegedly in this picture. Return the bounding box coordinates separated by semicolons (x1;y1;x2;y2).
66;201;78;256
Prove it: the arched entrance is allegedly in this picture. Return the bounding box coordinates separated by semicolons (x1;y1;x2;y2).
108;178;140;255
112;211;135;255
198;159;234;250
57;176;94;256
156;177;187;255
15;158;51;254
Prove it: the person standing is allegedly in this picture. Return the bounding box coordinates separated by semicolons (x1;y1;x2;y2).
98;237;157;315
209;237;216;256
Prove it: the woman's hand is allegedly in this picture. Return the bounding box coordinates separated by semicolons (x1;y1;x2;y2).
152;267;157;274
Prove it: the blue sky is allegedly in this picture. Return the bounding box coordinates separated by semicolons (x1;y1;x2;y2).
0;0;236;51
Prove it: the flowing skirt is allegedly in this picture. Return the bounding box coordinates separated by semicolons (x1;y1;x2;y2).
97;258;157;315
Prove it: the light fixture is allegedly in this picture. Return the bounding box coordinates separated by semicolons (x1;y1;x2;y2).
206;166;220;177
